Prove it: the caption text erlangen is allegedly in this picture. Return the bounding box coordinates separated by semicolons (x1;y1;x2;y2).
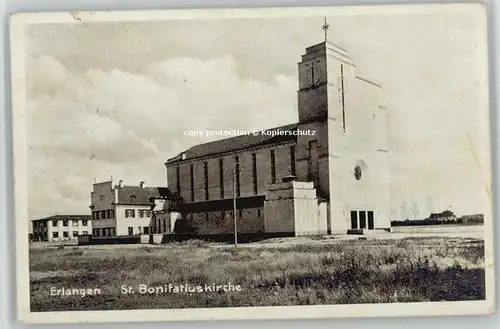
49;283;242;298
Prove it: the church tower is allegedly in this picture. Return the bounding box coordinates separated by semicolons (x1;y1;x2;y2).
295;20;391;233
295;40;355;197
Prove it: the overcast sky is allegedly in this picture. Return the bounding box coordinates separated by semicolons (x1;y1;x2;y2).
24;6;491;220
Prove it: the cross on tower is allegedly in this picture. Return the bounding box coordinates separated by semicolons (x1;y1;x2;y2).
322;17;329;42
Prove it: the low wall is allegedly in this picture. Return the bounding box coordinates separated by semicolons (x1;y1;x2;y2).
77;235;141;246
150;234;164;244
77;232;293;245
163;231;294;244
140;234;150;244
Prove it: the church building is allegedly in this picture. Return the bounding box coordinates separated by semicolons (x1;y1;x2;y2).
165;34;391;237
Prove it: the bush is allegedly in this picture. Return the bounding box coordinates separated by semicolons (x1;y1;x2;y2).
391;213;484;227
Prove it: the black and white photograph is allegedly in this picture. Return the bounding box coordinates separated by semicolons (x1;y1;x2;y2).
10;3;494;323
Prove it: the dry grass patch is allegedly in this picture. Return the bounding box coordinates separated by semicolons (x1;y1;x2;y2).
30;237;485;311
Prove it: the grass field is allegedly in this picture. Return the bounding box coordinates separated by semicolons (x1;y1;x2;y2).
29;236;485;312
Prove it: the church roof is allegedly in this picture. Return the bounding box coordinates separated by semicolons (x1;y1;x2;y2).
167;123;298;163
116;186;173;205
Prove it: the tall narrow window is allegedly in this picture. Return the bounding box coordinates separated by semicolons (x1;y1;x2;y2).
219;159;224;199
341;64;346;132
359;211;367;229
350;211;358;229
234;156;240;197
290;145;296;176
308;140;319;187
368;211;374;230
252;153;258;195
204;161;209;200
190;164;194;201
176;166;181;195
270;150;276;183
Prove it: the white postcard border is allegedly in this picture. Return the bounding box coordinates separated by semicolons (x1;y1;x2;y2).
10;3;495;324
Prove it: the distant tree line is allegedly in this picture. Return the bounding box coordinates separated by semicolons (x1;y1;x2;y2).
391;211;484;227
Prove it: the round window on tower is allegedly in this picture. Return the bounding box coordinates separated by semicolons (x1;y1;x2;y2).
354;165;362;180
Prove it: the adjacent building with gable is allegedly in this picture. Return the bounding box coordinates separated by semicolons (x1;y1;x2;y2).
89;180;172;237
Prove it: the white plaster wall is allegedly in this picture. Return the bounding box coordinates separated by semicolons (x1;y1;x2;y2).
318;201;329;234
326;57;391;232
169;212;182;233
115;205;154;236
294;196;319;236
47;219;92;241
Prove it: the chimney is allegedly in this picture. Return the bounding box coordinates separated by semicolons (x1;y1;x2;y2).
140;181;145;189
118;180;124;188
